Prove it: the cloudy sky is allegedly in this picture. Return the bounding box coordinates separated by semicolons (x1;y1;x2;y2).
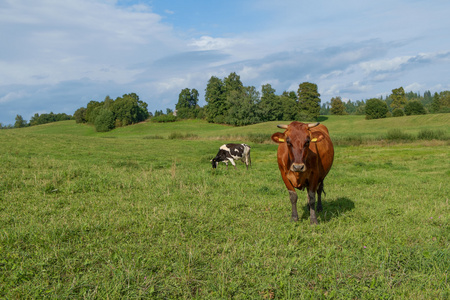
1;0;450;125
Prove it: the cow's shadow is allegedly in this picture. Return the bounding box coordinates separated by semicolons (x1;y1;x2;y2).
300;197;355;223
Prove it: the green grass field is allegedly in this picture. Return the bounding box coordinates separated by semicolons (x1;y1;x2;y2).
1;115;449;299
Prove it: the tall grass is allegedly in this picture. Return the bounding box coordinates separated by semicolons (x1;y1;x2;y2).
1;116;449;298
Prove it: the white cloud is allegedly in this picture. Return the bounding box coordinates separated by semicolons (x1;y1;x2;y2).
360;56;412;74
189;36;243;51
404;82;424;92
0;91;29;104
1;0;450;124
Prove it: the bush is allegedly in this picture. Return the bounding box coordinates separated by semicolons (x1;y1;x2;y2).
247;133;272;144
385;129;415;141
332;135;364;146
168;132;198;140
94;109;115;132
365;98;388;120
404;100;426;115
392;108;404;117
151;115;177;123
417;129;447;140
143;135;164;140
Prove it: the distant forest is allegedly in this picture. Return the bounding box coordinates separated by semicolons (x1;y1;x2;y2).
4;72;450;131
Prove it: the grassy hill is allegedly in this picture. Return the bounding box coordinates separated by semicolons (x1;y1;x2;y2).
10;113;450;141
1;114;449;298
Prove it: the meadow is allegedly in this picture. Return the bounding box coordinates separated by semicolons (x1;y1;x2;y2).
0;115;449;299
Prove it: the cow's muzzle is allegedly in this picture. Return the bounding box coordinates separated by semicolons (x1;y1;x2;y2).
291;163;306;172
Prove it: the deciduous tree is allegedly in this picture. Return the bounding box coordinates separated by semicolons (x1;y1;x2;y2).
205;76;226;123
259;84;282;121
365;98;388;120
390;87;407;110
404;100;426;115
297;82;321;120
14;114;27;128
330;96;346;115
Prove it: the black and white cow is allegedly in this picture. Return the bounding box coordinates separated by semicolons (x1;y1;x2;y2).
211;143;251;170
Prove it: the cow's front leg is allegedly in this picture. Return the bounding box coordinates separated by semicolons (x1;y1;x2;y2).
289;190;299;221
308;189;318;225
228;159;237;170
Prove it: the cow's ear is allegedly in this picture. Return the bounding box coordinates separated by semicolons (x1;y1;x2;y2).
310;132;325;143
271;132;286;143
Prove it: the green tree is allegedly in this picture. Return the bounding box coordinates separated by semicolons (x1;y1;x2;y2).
392;108;404;117
355;100;366;115
439;91;450;112
94;108;115;132
320;103;330;115
85;101;103;124
430;92;441;113
205;76;226;123
14;114;27;128
112;93;149;126
390;87;407;110
344;101;356;115
404;100;426;115
223;72;244;95
365;98;388;120
330;96;346;115
297;82;321;120
74;107;87;123
176;88;199;119
259;84;282;121
225;87;260;126
279;91;298;120
103;96;114;110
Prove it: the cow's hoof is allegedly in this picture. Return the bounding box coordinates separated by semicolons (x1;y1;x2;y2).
291;217;299;222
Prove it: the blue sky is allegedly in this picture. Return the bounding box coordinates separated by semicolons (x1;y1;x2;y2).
1;0;450;125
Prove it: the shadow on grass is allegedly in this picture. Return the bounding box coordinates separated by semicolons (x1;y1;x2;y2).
300;197;355;223
317;116;329;122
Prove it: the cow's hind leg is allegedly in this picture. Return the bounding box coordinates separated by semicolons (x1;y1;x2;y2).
289;190;299;221
317;181;324;212
308;189;319;225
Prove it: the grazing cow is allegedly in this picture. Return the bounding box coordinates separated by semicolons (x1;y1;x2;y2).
211;143;251;170
271;121;334;224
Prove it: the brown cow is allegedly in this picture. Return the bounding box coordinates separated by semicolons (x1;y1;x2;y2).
271;121;334;224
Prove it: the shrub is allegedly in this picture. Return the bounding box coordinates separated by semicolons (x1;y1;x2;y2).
332;135;364;146
385;129;415;141
417;129;447;140
392;108;404;117
404;100;426;115
94;109;115;132
247;133;272;144
151;115;177;123
168;132;198;140
143;135;164;140
365;98;388;120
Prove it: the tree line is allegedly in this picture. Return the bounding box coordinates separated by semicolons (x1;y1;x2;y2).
73;93;150;132
322;87;450;119
171;72;322;126
4;72;450;130
3;112;72;129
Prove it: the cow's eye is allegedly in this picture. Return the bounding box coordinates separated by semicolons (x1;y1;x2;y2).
286;137;291;145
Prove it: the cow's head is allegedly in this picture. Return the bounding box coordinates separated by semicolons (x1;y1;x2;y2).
271;121;324;172
210;157;219;169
